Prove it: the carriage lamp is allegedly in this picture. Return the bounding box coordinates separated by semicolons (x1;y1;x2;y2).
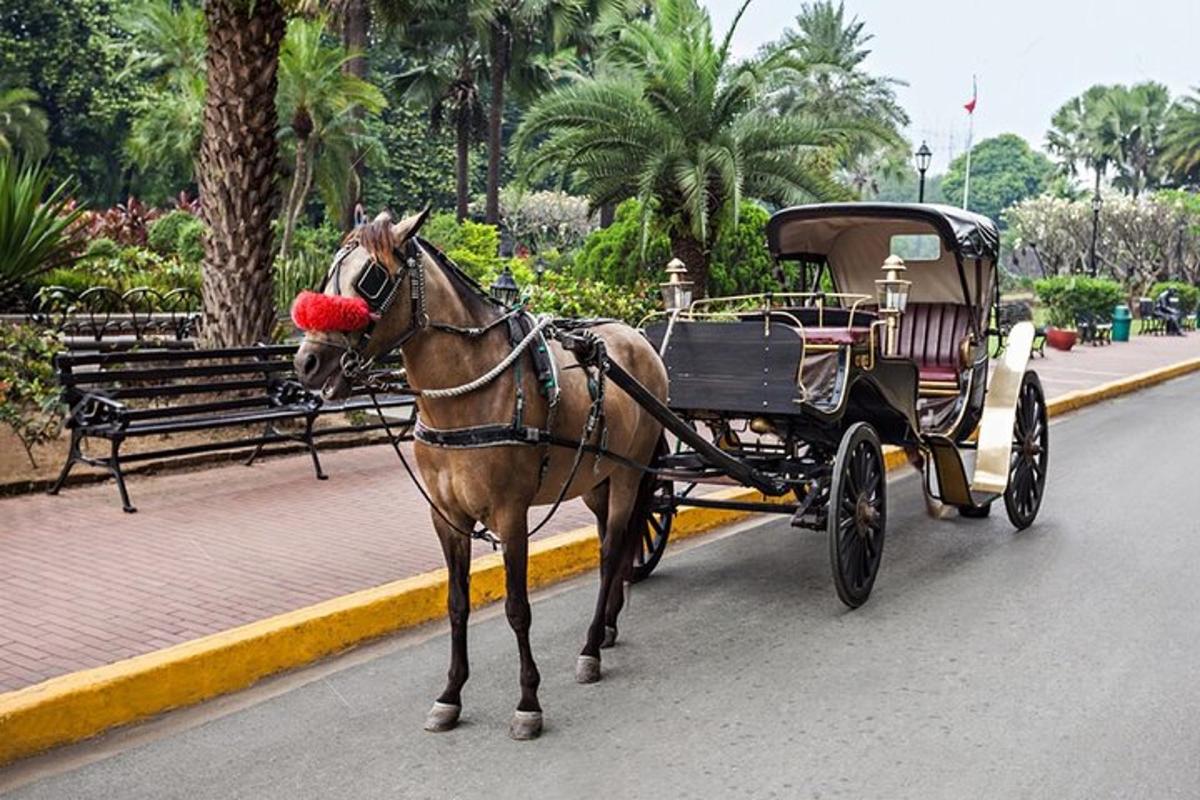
490;266;521;307
661;258;694;312
876;255;911;356
914;141;933;203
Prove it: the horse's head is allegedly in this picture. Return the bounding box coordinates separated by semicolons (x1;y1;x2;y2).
292;208;430;399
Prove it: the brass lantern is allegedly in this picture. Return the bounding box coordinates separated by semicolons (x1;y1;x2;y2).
661;258;694;312
875;254;911;355
490;266;521;307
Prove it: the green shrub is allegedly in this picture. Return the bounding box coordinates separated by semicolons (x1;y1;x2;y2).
1150;281;1199;315
1034;275;1124;328
525;271;658;325
40;243;200;295
0;157;87;306
571;200;671;286
0;323;64;467
571;199;781;296
421;212;502;281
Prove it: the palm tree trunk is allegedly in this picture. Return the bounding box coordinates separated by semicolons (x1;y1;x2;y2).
340;0;370;230
671;233;709;299
455;110;470;222
281;138;312;261
199;0;285;347
485;24;508;226
599;204;615;228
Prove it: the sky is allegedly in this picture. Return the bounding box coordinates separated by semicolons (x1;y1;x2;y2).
706;0;1200;173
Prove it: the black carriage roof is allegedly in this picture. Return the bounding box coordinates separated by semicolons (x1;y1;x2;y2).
766;202;1000;262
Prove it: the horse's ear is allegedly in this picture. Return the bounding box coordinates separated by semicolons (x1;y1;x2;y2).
391;205;431;243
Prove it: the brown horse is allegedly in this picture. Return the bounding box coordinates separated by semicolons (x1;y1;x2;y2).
293;210;667;740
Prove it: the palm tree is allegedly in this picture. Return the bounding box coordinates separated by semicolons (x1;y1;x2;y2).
276;17;386;258
391;18;487;221
116;0;208;196
0;87;50;161
479;0;588;224
1046;85;1118;199
516;0;865;295
1098;82;1170;198
198;0;287;347
1163;88;1200;187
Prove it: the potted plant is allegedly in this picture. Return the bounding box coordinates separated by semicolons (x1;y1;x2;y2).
1035;276;1124;351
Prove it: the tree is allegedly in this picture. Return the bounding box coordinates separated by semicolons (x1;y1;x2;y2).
115;0;207;202
392;18;487;220
1099;82;1170;198
1163;88;1200;188
276;17;386;258
760;1;907;193
0;0;134;203
942;134;1053;225
516;0;864;295
0;86;49;160
1047;83;1172;199
198;0;286;347
480;0;588;224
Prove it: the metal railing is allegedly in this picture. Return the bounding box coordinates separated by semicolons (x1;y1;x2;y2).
10;285;203;342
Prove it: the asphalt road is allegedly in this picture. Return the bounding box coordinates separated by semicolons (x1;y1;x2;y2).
6;373;1200;800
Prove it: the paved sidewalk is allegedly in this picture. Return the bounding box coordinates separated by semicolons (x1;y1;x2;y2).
1;333;1198;692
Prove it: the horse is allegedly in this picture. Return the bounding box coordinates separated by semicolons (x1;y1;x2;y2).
292;209;668;740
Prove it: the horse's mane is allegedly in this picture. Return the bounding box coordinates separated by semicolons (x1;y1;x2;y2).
345;215;502;316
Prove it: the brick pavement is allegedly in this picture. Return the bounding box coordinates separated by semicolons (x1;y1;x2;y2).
2;332;1198;692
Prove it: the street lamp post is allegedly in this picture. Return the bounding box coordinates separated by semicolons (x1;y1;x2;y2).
1089;192;1103;277
914;141;932;203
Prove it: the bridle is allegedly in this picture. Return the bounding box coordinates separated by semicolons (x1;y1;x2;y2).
313;236;429;384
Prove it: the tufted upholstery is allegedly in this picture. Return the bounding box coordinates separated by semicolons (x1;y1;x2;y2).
896;303;972;382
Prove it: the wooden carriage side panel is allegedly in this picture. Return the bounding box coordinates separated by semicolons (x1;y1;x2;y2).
652;322;806;415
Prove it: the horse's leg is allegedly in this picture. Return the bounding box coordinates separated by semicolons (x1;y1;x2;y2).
498;510;543;740
424;515;473;733
582;483;621;647
577;468;640;683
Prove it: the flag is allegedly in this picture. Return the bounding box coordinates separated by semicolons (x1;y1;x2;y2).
964;76;977;114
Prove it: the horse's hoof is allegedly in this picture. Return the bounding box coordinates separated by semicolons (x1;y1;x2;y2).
575;654;601;684
423;701;461;732
601;625;618;649
509;710;543;740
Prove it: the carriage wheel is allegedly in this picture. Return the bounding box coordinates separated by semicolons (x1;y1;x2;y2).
630;478;673;583
1004;371;1049;530
828;422;887;608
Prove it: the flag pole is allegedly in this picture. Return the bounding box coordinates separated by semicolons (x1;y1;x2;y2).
962;75;976;210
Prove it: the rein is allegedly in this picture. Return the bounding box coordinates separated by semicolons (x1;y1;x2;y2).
308;235;633;548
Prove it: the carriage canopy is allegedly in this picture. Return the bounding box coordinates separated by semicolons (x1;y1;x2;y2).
765;203;1000;310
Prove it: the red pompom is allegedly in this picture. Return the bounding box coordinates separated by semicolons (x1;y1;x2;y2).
291;291;371;332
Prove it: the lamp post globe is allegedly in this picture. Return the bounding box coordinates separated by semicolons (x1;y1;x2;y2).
914;141;933;203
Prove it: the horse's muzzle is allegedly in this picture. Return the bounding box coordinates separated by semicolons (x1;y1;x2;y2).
294;340;352;400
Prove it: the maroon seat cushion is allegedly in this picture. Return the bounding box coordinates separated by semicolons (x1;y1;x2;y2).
897;303;972;381
805;327;870;345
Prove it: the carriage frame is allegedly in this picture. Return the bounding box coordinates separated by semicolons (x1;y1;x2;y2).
610;203;1049;606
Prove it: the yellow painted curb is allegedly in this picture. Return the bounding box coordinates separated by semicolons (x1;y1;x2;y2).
2;354;1199;765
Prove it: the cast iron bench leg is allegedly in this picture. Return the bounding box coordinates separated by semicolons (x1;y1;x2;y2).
244;422;274;467
304;414;327;480
47;429;82;496
108;437;137;513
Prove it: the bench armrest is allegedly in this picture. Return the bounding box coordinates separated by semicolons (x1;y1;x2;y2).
70;393;128;431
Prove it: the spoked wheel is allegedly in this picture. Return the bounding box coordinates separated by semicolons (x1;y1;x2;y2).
631;478;673;583
1004;371;1049;530
828;422;887;608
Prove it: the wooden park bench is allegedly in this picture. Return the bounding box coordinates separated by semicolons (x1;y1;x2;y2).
49;344;415;512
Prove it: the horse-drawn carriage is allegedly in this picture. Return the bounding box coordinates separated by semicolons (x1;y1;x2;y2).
618;203;1048;607
291;201;1047;738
